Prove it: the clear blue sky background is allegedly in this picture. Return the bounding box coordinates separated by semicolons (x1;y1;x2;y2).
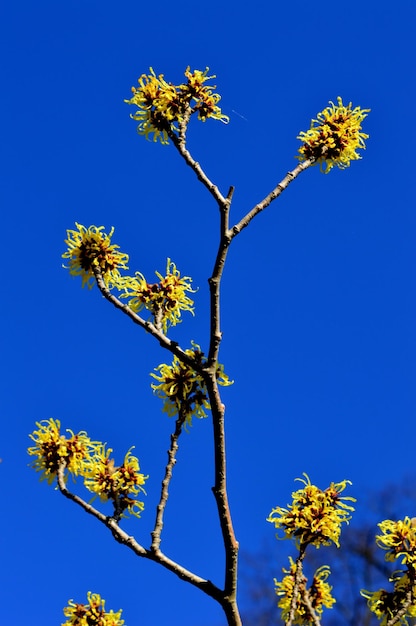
1;2;415;625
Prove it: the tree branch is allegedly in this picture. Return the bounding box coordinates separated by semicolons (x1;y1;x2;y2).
93;267;199;371
151;409;186;551
385;588;414;626
207;185;234;366
169;119;227;207
286;550;306;626
205;375;240;621
56;462;224;604
231;159;313;238
300;582;322;626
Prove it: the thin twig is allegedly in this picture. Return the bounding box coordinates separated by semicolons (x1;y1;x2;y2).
56;462;223;602
300;584;322;626
286;550;306;626
56;461;147;554
93;267;198;371
207;185;234;366
385;588;413;626
169;118;227;207
151;408;186;551
231;159;313;238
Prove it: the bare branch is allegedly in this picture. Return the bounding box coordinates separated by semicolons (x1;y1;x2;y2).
300;583;322;626
151;409;186;551
93;267;199;371
205;376;240;609
207;185;234;366
385;589;413;626
168;115;227;207
231;159;313;238
286;550;306;626
56;462;224;604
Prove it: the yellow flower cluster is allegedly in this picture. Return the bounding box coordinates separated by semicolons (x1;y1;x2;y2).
62;591;124;626
362;518;416;624
119;259;195;332
62;226;196;333
297;97;370;173
28;419;147;518
151;343;233;426
376;517;416;565
267;474;355;548
63;223;129;289
83;445;147;518
125;66;229;144
28;419;97;484
275;558;335;624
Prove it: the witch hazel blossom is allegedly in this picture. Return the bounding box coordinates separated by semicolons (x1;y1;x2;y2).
62;223;129;289
275;558;335;624
62;592;124;626
28;419;98;483
267;474;356;548
119;258;196;333
124;66;229;144
151;343;233;427
297;97;370;173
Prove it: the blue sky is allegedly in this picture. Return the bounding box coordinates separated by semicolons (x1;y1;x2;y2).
1;2;415;624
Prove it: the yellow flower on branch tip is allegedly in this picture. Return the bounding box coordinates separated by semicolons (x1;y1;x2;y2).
151;342;233;427
376;517;416;565
83;444;148;518
62;223;129;289
275;558;335;625
297;97;370;173
267;473;355;548
125;66;228;144
120;259;196;332
62;591;124;626
125;68;179;145
28;419;97;484
180;67;229;123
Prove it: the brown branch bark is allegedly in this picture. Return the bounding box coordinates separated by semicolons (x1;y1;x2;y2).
151;409;186;551
87;120;314;625
56;462;224;604
385;589;414;626
169;112;227;207
285;550;306;626
299;581;322;626
231;159;313;238
92;267;199;371
205;374;241;625
165;132;314;625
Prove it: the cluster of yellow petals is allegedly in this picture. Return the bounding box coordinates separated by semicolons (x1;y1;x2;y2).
376;517;416;565
297;97;370;173
362;518;416;624
267;474;355;548
151;343;233;426
83;445;147;519
62;226;195;334
28;419;147;519
62;592;124;626
28;419;97;484
275;558;335;624
119;259;195;332
63;223;129;289
125;66;229;144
